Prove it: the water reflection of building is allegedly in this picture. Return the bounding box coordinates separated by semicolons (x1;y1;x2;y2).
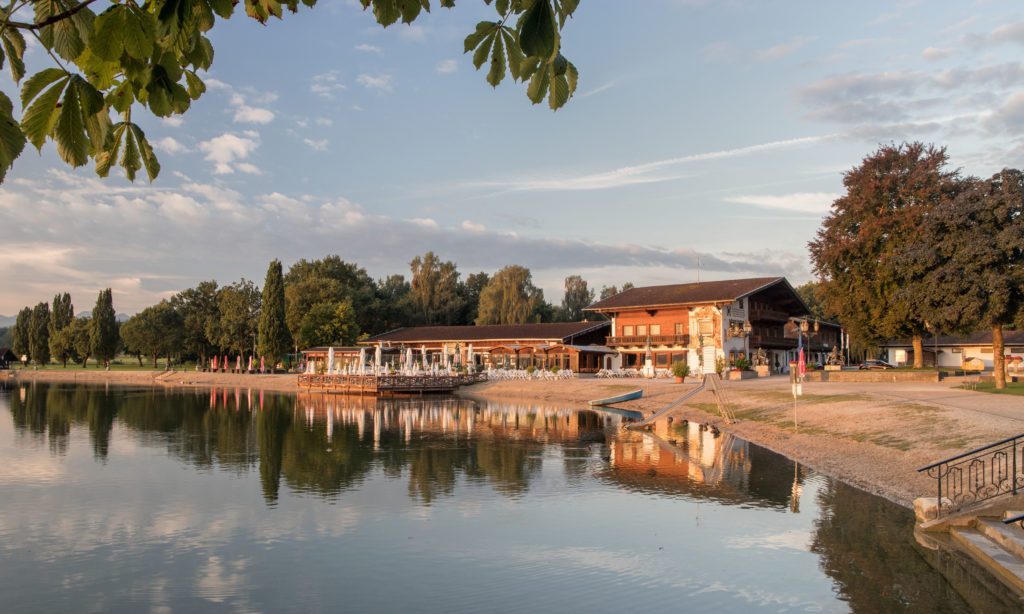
604;419;806;510
295;393;616;446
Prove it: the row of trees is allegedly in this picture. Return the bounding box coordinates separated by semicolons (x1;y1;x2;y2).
809;142;1024;388
11;290;119;368
11;255;633;368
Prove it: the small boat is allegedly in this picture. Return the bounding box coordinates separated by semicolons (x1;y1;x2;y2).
588;389;643;406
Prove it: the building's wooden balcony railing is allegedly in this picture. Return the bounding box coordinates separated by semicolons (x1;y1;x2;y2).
749;335;798;348
749;307;791;322
607;334;689;347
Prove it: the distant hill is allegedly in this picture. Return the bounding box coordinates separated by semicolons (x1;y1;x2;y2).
0;315;16;327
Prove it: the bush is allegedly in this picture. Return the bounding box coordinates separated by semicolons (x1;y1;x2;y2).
550;365;560;373
735;357;751;371
715;357;726;375
526;365;536;375
671;360;690;378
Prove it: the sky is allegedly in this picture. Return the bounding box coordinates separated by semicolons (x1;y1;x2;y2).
1;0;1023;316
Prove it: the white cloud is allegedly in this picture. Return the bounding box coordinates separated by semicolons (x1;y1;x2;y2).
724;192;840;214
228;93;274;124
198;133;260;175
161;116;184;128
755;36;815;61
356;73;394;92
921;46;953;61
303;138;329;152
355;43;382;53
581;81;617;98
462;135;837;192
0;176;805;314
315;117;333;126
153;137;189;155
435;59;458;74
311;70;346;99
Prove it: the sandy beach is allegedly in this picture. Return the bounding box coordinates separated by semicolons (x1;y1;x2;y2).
9;368;1023;509
458;375;1024;509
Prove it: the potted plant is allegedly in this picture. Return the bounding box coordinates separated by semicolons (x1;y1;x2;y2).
671;360;690;383
734;357;751;371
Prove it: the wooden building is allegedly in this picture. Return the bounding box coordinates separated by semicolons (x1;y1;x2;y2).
586;277;842;375
360;321;614;373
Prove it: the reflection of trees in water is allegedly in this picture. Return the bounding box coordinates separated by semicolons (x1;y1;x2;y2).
7;383;116;459
3;384;599;505
810;479;1016;612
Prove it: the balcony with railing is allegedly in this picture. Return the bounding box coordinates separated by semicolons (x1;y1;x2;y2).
749;307;791;322
606;334;689;347
749;334;798;348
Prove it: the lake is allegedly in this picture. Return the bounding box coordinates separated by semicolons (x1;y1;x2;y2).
0;382;1018;613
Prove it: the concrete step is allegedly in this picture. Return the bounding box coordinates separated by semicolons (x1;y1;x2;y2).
1005;510;1024;521
977;518;1024;560
952;527;1024;595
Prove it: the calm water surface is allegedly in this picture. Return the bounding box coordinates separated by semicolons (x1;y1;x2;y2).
0;382;1018;613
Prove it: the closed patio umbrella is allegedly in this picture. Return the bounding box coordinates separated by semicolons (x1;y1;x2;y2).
358;347;366;374
327;347;335;374
406;348;413;374
248;355;254;372
260;355;265;373
467;344;474;372
374;345;382;371
236;355;241;372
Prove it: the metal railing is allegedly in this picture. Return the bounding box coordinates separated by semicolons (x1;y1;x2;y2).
1003;513;1024;529
918;433;1024;518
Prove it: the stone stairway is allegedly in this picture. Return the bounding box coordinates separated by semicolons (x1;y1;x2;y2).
949;511;1024;595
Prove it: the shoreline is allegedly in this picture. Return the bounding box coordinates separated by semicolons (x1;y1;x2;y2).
6;368;300;393
456;376;1024;510
9;368;1023;510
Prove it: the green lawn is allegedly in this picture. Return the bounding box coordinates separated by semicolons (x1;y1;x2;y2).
959;381;1024;396
10;359;197;371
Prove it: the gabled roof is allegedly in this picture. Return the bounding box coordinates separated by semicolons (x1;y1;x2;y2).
586;277;791;312
362;321;610;344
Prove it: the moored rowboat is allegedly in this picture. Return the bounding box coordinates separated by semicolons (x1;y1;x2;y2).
587;389;643;406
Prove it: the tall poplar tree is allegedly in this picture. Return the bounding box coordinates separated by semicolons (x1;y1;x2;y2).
258;259;292;367
558;275;595;321
49;292;75;367
91;289;119;368
28;302;50;366
12;306;31;361
810;143;960;368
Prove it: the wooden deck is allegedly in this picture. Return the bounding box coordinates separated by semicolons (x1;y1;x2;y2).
297;372;488;395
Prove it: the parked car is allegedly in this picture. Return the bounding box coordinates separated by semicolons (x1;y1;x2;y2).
859;359;896;370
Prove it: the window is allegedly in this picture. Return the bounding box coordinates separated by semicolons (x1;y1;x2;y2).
981;347;994;354
675;323;684;335
1011;347;1024;353
951;348;962;353
698;319;713;335
637;325;648;336
622;325;634;336
650;324;661;335
656;353;669;367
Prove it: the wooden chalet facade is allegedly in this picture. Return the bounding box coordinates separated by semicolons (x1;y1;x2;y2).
586;277;842;375
360;321;614;373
